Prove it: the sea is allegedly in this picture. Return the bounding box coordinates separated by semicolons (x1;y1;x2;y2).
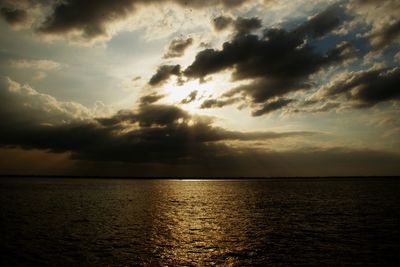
0;177;399;266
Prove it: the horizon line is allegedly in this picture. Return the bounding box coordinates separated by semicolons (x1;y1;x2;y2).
0;174;398;180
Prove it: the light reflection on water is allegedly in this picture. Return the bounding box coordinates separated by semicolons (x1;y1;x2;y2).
0;178;399;266
149;180;257;265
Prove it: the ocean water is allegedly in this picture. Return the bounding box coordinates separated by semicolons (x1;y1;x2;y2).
0;178;399;266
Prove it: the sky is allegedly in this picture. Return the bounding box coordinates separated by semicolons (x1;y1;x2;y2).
0;0;399;177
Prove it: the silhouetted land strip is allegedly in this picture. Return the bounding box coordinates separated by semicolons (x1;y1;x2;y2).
0;174;398;180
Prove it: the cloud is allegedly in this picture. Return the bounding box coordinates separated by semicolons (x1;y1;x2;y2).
252;98;294;116
1;77;399;176
163;37;193;58
9;59;61;70
33;71;47;81
37;0;136;40
212;15;262;35
316;67;400;107
0;77;91;126
306;102;341;113
0;7;27;26
96;104;190;128
0;0;245;41
294;4;343;39
369;19;400;48
200;97;241;109
396;51;400;63
192;29;351;81
185;10;350;81
186;6;353;115
148;64;181;86
180;90;198;104
124;104;190;127
234;17;262;35
347;0;400;48
223;77;311;105
0;77;317;165
212;15;233;31
139;93;165;105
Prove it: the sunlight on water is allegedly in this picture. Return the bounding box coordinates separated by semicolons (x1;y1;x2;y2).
149;180;254;265
1;178;399;266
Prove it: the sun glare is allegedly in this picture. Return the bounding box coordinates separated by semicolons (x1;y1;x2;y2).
162;75;232;113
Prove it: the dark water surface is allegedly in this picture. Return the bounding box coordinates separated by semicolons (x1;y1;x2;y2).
0;178;399;266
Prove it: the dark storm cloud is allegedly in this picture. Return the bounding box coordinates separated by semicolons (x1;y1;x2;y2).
148;64;181;86
234;17;262;35
17;0;246;40
0;77;318;165
97;104;190;127
185;16;350;81
224;76;312;104
37;0;137;39
1;77;400;176
164;37;193;59
212;15;262;34
133;104;189;127
0;7;27;26
187;35;352;110
252;98;294;117
320;67;400;107
180;90;198;104
185;5;354;115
